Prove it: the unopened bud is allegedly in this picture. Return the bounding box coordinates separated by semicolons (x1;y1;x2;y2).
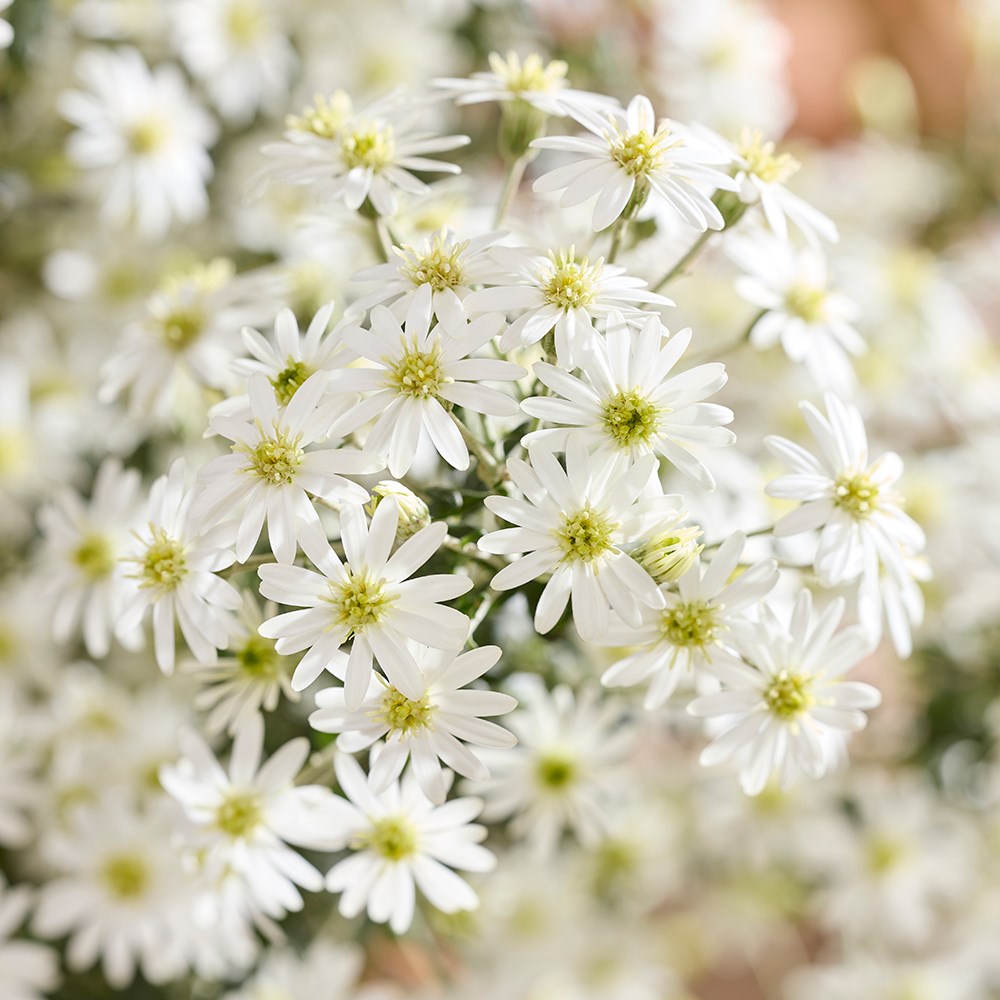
366;482;431;539
633;524;703;584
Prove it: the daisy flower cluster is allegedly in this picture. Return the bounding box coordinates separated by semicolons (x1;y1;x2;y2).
2;0;1000;998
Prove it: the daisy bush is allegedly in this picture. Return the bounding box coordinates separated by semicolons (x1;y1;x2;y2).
2;1;1000;998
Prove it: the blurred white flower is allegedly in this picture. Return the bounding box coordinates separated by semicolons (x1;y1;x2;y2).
171;0;295;124
258;498;472;707
324;751;495;933
222;939;369;1000
728;232;864;394
310;644;517;803
689;589;880;795
0;0;12;50
117;459;241;673
520;310;735;489
38;458;143;658
0;880;57;1000
59;47;217;238
160;714;343;919
531;95;737;232
261;91;470;216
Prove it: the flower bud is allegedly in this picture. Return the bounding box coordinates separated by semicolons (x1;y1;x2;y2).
366;482;430;539
633;523;703;584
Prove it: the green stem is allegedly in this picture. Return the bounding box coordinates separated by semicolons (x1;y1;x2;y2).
651;229;715;292
494;154;529;226
442;535;505;572
607;216;628;264
703;524;774;549
454;416;507;487
686;308;767;364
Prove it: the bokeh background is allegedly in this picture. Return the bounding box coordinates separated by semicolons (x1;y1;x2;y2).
1;1;999;998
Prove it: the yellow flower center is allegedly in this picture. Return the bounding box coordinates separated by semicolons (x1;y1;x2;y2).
535;751;577;791
341;123;396;171
609;123;677;179
225;0;264;46
763;670;814;720
834;473;880;519
286;92;353;140
243;429;304;485
379;686;434;734
660;600;718;647
398;235;468;291
72;532;116;581
489;51;568;94
541;248;602;310
386;341;451;398
356;815;419;861
737;128;800;185
235;633;285;681
215;791;263;839
555;505;618;564
270;359;314;406
101;851;151;900
601;389;661;448
327;572;394;635
785;284;827;324
135;528;187;592
866;834;908;874
158;305;205;352
128;117;168;156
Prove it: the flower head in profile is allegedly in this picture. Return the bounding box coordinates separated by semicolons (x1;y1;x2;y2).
520;310;735;490
310;644;517;804
531;95;737;232
59;46;217;238
323;752;495;933
258;498;472;709
688;590;880;795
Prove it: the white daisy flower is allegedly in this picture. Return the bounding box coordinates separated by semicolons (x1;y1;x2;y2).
688;589;880;795
0;0;12;50
185;593;298;737
33;797;198;988
159;714;343;920
323;751;495;934
171;0;295;125
192;371;381;564
261;91;470;216
38;457;144;658
463;246;671;367
0;876;59;1000
728;231;864;394
329;286;524;477
117;459;241;674
732;128;838;245
100;258;278;424
222;939;367;1000
474;679;634;854
350;227;508;325
258;497;472;709
232;301;352;408
59;46;217;238
478;442;671;642
765;393;926;586
530;95;738;232
520;310;735;490
433;50;615;117
601;531;778;709
310;644;517;804
0;700;38;850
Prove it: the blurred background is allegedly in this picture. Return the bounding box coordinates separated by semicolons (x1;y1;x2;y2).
1;1;999;998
